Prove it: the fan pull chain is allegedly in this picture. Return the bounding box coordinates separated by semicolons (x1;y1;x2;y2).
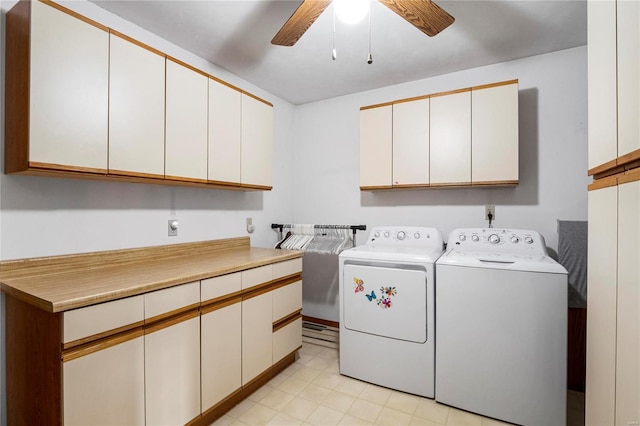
367;3;373;64
332;4;337;60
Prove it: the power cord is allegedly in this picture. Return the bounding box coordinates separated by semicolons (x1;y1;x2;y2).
488;212;494;228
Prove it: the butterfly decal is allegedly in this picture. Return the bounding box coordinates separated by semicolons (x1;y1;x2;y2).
381;286;397;297
365;291;377;302
353;277;364;293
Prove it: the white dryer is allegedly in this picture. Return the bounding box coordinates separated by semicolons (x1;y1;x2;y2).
435;228;568;426
339;226;444;398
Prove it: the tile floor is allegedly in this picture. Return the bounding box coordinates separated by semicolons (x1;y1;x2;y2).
213;343;585;426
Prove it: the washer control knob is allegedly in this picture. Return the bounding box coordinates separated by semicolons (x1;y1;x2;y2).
384;231;390;238
471;235;480;242
488;234;501;244
524;236;534;244
459;234;466;241
374;231;380;238
414;232;421;239
511;236;520;244
397;231;406;240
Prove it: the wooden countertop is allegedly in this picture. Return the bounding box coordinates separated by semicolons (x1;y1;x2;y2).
0;237;302;313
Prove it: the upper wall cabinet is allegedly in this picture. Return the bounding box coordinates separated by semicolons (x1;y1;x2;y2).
165;59;209;182
5;0;274;191
6;0;109;175
588;0;640;174
241;94;274;189
393;98;430;186
209;79;242;185
360;79;519;190
109;33;166;179
360;105;392;187
472;82;519;185
430;90;472;186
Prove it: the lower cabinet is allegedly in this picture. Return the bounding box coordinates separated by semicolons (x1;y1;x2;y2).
63;333;145;426
145;314;201;426
242;291;274;385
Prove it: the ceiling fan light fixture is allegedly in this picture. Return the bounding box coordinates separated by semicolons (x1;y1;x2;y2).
334;0;370;25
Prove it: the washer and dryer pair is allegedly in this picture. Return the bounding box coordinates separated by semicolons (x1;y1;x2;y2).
339;226;567;426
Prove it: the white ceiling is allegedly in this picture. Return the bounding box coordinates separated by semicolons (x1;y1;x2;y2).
90;0;587;105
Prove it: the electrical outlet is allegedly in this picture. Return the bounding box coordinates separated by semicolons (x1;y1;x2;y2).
246;217;255;234
168;219;179;237
485;205;496;220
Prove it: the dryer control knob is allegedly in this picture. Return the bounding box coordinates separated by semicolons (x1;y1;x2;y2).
374;231;380;238
488;234;500;244
511;236;520;244
471;235;479;242
414;232;421;239
524;236;534;244
459;234;466;241
397;231;406;240
384;231;390;238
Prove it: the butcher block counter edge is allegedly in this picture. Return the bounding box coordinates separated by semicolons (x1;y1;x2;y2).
0;237;302;313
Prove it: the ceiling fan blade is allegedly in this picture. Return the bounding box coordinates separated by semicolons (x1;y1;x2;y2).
271;0;332;46
378;0;454;37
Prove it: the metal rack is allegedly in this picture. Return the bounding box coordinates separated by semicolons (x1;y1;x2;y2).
271;224;367;246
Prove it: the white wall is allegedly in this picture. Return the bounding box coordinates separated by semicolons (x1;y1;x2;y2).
293;47;589;320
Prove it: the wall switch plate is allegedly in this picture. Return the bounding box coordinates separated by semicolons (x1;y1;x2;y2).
485;205;496;220
246;217;255;234
168;219;178;237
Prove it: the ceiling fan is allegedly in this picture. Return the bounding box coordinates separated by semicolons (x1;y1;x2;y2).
271;0;455;47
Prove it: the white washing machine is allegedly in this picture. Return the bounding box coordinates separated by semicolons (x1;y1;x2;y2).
339;226;444;398
435;228;568;426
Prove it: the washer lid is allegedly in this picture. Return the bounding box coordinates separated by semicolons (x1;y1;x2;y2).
437;249;567;274
340;245;443;264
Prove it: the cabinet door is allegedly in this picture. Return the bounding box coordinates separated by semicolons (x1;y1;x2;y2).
209;79;242;183
201;302;242;411
393;99;430;186
241;94;273;187
30;1;108;172
273;281;302;322
617;0;640;159
63;335;145;425
109;34;165;178
360;105;392;187
588;0;618;170
586;185;618;426
430;91;471;185
145;316;201;426
616;179;640;425
273;317;302;363
242;291;273;385
472;83;519;184
165;59;208;181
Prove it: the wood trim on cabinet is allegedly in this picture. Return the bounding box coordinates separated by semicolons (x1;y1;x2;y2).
361;101;394;110
588;174;619;191
6;294;62;425
5;0;31;175
429;87;472;98
472;180;519;187
201;293;242;315
164;174;209;185
200;387;244;426
185;413;202;426
242;281;274;301
302;315;339;329
588;158;618;176
471;79;519;91
593;165;626;180
145;302;201;327
271;274;302;291
619;167;640;185
145;307;200;335
109;29;166;58
209;75;243;94
40;0;109;32
242;91;274;108
429;181;472;187
618;148;640;168
393;94;431;105
29;161;107;175
392;184;431;189
166;55;211;78
62;320;145;351
240;183;273;191
61;327;144;362
360;185;395;191
273;310;303;332
241;349;299;402
108;169;166;180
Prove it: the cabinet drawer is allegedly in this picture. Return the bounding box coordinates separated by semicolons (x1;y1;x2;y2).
273;281;302;321
63;295;143;344
201;272;241;302
145;281;200;320
241;265;272;290
273;258;302;280
273;318;302;363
